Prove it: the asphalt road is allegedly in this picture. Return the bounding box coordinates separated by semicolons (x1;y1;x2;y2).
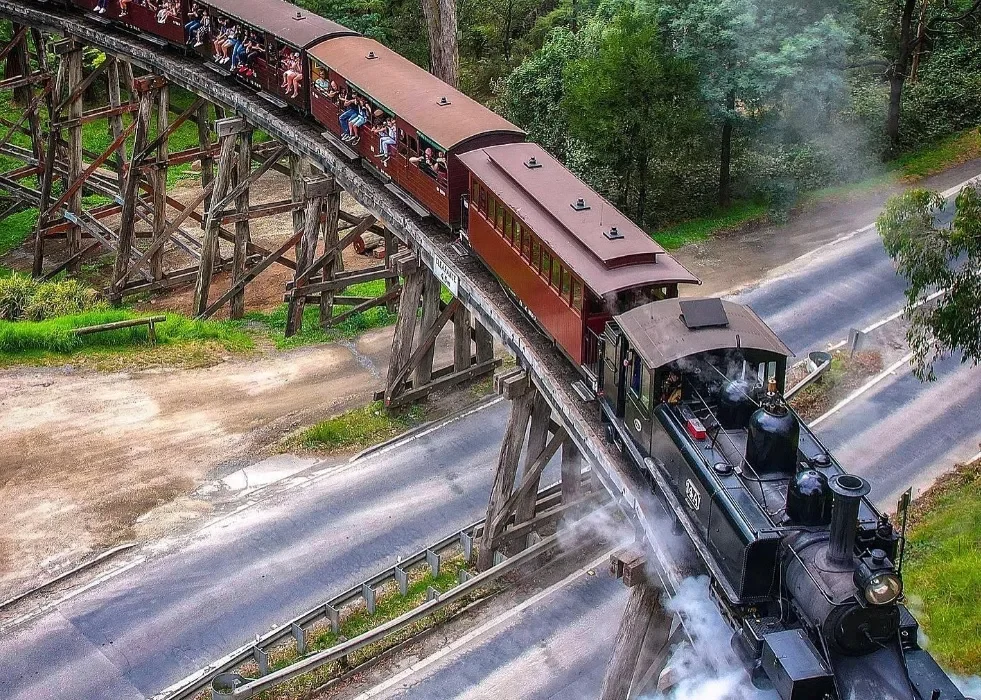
0;399;561;700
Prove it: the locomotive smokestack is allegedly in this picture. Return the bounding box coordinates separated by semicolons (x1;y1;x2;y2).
828;474;872;567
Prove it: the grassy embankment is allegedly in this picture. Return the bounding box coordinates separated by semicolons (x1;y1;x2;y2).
654;127;981;250
904;458;981;674
788;351;883;422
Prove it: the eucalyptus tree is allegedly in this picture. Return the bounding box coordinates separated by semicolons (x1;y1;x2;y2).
877;186;981;380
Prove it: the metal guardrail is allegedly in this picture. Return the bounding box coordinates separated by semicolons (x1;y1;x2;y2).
785;350;833;400
212;525;572;698
150;480;597;700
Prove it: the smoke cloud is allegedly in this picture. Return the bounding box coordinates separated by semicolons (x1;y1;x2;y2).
644;576;780;700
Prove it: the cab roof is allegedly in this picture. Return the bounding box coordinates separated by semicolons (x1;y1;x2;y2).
617;298;793;370
308;37;525;152
457;143;699;296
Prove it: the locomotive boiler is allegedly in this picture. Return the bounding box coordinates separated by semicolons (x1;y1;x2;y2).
598;296;967;700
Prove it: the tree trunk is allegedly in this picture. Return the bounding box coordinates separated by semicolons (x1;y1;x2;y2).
635;154;649;223
421;0;459;87
718;90;735;208
886;0;919;151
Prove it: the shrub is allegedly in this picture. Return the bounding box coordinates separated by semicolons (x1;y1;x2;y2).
0;274;39;321
22;278;104;321
0;274;103;321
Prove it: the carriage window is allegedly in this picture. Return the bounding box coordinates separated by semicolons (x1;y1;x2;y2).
409;135;419;155
640;366;652;410
496;203;505;231
530;238;541;270
572;279;583;311
629;353;642;396
540;250;551;279
521;230;532;260
561;268;572;301
504;211;512;237
513;222;522;248
478;186;487;214
551;261;561;288
471;179;478;204
488;197;496;226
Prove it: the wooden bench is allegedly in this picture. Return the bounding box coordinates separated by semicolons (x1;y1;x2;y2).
73;315;168;344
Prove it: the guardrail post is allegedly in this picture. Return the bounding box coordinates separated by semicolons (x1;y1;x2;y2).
426;549;441;577
326;603;340;634
458;569;472;584
292;622;307;655
253;645;269;676
493;551;506;567
460;530;474;563
395;564;409;596
426;586;439;602
362;582;377;615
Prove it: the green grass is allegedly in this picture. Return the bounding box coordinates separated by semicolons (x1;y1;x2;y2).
904;461;981;673
295;400;426;452
893;128;981;179
236;279;397;349
0;310;252;356
652;200;770;250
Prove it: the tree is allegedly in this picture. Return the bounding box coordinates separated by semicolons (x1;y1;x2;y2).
421;0;460;85
877;186;981;380
855;0;981;150
562;8;705;222
657;0;854;206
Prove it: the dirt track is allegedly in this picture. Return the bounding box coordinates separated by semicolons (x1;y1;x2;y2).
0;327;455;599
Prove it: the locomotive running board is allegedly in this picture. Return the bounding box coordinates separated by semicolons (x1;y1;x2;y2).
321;131;359;161
386;183;430;218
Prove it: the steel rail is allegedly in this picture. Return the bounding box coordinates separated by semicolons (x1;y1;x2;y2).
0;0;691;601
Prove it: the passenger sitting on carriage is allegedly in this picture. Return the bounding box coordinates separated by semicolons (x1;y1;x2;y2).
342;98;370;145
409;148;438;178
191;10;211;47
157;0;179;24
184;3;203;41
377;117;397;165
280;50;303;98
234;34;263;76
95;0;109;13
118;0;131;17
314;70;335;98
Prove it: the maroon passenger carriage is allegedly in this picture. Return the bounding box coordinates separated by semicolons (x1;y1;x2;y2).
191;0;356;111
307;37;525;225
457;143;700;370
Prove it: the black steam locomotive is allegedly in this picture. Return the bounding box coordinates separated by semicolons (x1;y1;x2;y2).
599;296;966;700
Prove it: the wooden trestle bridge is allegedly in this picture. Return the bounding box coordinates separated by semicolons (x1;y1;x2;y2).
0;3;696;696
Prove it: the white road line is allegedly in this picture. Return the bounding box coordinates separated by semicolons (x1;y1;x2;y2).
827;288;946;351
353;549;618;700
810;352;914;428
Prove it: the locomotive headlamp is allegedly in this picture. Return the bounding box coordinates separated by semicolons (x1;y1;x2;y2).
854;549;903;606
